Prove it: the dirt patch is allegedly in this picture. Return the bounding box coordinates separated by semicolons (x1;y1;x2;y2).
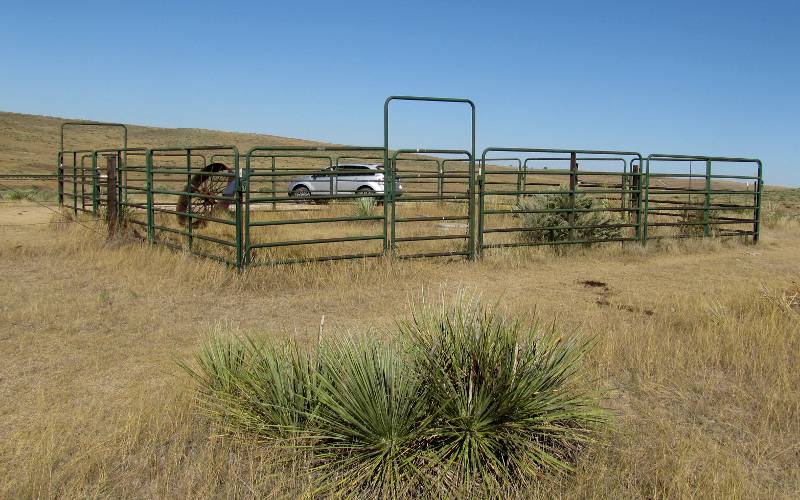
581;280;608;288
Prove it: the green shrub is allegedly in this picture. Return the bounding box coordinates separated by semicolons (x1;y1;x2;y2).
2;187;55;201
183;299;606;495
353;195;377;218
514;188;625;244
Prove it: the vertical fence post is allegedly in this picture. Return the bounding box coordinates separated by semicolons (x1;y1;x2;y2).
382;153;390;255
57;153;64;207
522;160;528;197
186;149;193;251
389;158;397;254
117;151;125;214
703;159;712;237
568;152;578;241
91;153;99;215
642;158;650;245
753;160;763;244
437;160;444;200
146;150;154;244
72;153;78;214
476;153;485;258
106;154;118;237
632;161;641;241
244;152;252;267
271;156;276;211
80;156;87;212
234;149;242;271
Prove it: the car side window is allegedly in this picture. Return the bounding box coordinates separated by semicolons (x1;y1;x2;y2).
338;165;370;177
314;166;334;177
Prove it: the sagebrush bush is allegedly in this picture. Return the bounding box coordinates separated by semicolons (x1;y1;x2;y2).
514;188;625;244
183;299;606;496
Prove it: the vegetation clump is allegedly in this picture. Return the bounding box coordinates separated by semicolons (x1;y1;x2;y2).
514;188;625;244
353;195;377;218
183;298;605;496
0;186;55;202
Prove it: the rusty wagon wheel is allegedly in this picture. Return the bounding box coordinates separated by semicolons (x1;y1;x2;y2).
176;163;232;228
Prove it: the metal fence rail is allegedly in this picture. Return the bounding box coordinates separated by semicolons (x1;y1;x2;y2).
477;148;644;255
243;146;388;266
642;155;762;243
47;96;763;270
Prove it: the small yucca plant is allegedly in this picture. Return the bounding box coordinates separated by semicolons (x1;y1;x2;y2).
353;196;377;218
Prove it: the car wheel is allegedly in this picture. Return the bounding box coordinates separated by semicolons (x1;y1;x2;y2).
356;186;374;197
291;185;311;203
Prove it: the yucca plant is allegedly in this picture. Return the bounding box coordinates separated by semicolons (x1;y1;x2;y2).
514;188;624;244
353;195;377;218
306;338;430;496
399;296;606;490
183;298;606;496
180;335;317;439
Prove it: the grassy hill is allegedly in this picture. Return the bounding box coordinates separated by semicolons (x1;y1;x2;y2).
0;111;329;173
0;110;786;199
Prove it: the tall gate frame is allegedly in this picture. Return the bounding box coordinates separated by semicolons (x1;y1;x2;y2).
384;96;477;259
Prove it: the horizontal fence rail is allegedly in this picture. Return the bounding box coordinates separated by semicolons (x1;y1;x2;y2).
478;148;644;255
53;144;763;270
48;97;762;270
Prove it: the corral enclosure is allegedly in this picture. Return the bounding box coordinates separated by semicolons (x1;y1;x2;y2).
53;96;763;268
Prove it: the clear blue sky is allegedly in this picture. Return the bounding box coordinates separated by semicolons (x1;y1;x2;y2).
1;0;798;185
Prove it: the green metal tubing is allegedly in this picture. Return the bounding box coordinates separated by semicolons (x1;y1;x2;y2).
385;96;476;258
644;154;762;244
244;146;386;265
390;149;472;256
91;154;99;215
479;148;644;254
249;215;384;227
249;252;385;267
250;234;384;250
754;160;763;243
146;150;155;243
482;236;632;251
92;148;148;226
147;146;240;266
522;157;628;200
60;122;127;207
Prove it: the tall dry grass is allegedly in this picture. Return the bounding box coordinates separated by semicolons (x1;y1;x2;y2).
0;205;798;498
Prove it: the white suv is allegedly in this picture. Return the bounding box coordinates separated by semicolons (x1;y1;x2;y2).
287;163;402;200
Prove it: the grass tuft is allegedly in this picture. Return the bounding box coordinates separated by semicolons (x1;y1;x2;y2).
353;195;377;218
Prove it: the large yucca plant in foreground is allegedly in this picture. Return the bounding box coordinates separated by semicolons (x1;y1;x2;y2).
183;299;606;496
400;298;605;490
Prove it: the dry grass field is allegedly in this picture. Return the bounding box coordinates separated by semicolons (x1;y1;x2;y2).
1;111;799;498
0;200;798;498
